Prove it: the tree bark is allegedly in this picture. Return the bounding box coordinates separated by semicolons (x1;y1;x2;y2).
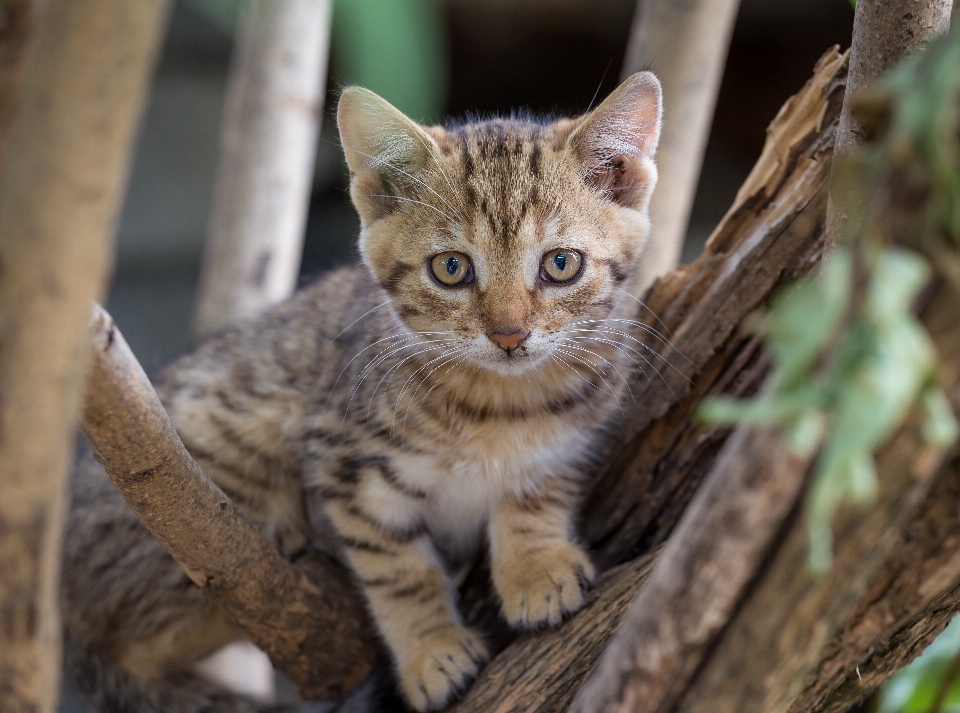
0;1;168;711
80;306;382;700
193;0;331;340
674;280;960;713
621;0;741;296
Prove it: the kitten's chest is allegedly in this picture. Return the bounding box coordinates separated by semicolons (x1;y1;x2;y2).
406;414;594;547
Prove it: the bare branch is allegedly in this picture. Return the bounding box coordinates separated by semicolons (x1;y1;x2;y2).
0;2;168;710
80;305;382;700
194;0;332;340
621;0;741;295
827;0;952;245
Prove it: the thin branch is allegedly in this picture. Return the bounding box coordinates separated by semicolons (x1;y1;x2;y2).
826;0;952;246
79;305;382;700
194;0;332;339
621;0;741;296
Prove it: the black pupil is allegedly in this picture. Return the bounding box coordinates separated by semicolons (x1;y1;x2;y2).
445;256;459;275
554;252;567;271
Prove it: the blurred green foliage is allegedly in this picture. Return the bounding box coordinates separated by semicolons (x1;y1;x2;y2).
880;617;960;713
186;0;449;122
699;24;960;576
699;247;955;573
332;0;447;123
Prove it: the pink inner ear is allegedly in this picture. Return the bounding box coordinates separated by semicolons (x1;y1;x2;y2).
573;74;661;208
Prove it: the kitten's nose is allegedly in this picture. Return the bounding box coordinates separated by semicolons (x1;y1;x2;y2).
488;329;529;352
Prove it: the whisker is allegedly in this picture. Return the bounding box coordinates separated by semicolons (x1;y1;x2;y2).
556;339;635;404
334;301;391;340
617;288;677;340
370;194;458;224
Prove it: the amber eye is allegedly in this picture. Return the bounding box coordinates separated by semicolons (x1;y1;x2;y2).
430;251;474;287
541;249;583;283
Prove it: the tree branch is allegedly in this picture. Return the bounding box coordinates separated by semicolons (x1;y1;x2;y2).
621;0;742;295
80;305;382;700
193;0;331;339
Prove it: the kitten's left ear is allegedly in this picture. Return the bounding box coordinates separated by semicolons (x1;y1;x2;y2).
568;71;662;209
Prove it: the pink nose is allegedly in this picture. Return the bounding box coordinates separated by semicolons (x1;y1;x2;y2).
488;329;529;352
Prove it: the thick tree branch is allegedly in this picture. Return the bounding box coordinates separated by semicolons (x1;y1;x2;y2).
675;279;960;713
80;305;381;700
0;2;168;710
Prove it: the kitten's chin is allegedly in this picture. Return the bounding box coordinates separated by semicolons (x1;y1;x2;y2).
479;350;550;378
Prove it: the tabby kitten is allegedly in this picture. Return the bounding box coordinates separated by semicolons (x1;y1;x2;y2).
62;71;662;712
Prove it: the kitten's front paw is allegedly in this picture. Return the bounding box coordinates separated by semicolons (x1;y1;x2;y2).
397;625;488;711
494;542;596;628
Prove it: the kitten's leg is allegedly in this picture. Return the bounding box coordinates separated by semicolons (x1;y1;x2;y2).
323;499;488;711
488;483;596;629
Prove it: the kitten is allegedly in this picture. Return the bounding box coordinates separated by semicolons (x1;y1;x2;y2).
61;71;662;712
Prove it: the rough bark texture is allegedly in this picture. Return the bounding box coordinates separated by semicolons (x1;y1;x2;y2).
835;0;952;159
80;306;382;700
193;0;331;339
621;0;741;296
675;279;960;713
0;2;168;711
571;430;810;713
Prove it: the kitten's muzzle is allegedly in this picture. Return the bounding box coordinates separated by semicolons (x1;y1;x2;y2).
488;329;529;353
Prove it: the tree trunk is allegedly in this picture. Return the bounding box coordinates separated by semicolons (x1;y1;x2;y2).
0;1;168;711
621;0;741;296
193;0;331;340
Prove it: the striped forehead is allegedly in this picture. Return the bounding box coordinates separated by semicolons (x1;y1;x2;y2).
440;120;569;244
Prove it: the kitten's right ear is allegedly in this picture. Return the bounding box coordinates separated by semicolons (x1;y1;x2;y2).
338;87;439;226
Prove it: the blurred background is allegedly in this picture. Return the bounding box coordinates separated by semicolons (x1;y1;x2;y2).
61;0;854;708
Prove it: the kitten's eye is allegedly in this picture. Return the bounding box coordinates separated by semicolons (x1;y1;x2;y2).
429;251;474;287
541;249;583;284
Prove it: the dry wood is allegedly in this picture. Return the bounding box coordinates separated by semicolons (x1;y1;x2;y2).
675;279;960;713
621;0;741;295
79;305;381;700
0;2;168;710
571;429;809;713
194;0;331;340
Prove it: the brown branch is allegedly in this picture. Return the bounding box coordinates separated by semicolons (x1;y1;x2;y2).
675;279;960;713
79;305;382;700
0;2;169;711
571;429;809;713
826;0;952;245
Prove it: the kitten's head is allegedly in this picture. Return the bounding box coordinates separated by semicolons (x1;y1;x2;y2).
338;74;661;376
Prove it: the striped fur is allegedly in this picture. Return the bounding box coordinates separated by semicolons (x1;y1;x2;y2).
62;73;662;712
